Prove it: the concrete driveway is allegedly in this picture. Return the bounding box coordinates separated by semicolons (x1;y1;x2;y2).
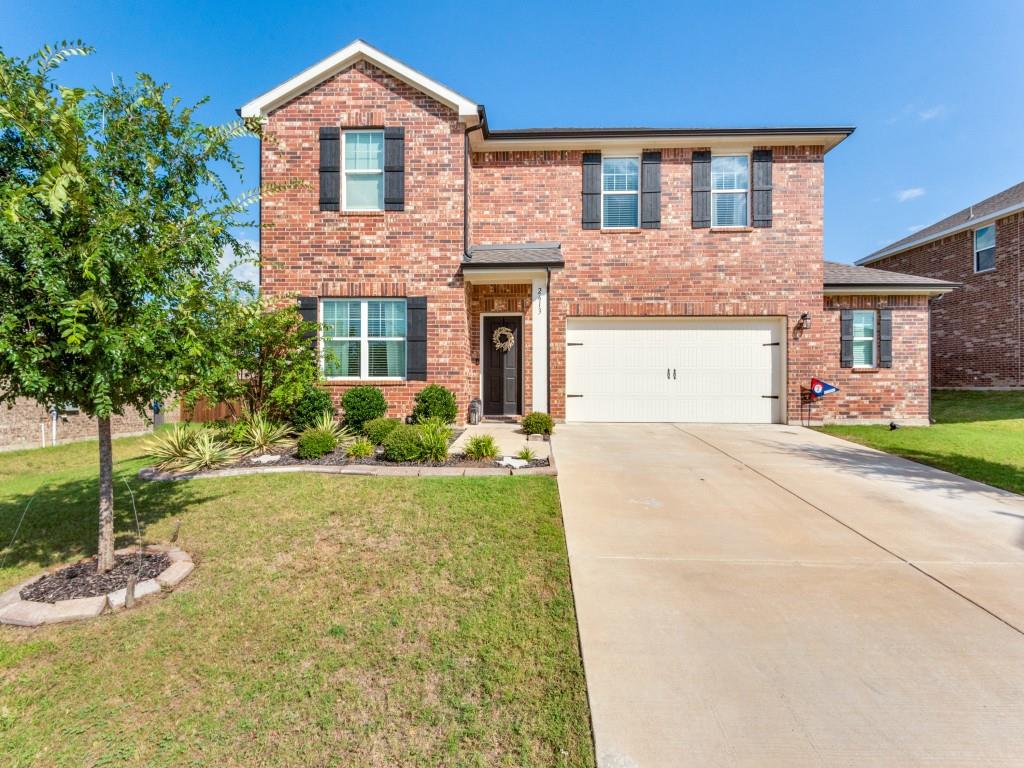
556;424;1024;767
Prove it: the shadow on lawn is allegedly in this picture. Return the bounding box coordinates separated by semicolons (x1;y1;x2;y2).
0;467;220;573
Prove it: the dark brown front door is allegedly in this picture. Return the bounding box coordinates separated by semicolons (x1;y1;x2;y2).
483;316;522;416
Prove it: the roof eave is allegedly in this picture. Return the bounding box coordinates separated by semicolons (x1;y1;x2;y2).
461;261;565;269
823;284;958;296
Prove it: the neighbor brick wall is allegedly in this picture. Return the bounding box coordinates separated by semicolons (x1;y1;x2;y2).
869;212;1023;388
0;399;167;452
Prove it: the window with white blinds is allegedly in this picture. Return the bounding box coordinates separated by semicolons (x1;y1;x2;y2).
711;155;749;227
322;299;407;378
852;310;876;368
602;156;640;228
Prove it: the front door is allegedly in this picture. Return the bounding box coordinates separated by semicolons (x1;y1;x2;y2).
483;316;522;416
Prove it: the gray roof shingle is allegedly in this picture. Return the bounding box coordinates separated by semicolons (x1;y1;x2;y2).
824;261;958;288
861;180;1024;264
463;242;563;267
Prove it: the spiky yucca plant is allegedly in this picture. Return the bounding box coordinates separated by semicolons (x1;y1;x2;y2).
145;424;199;470
311;409;355;447
177;431;243;472
237;410;293;455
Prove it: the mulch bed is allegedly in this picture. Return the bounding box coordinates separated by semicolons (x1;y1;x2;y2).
233;449;549;470
20;552;171;603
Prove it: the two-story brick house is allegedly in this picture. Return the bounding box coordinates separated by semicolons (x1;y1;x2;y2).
242;40;955;425
859;181;1023;389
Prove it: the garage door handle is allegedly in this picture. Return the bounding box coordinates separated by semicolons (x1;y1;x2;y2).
762;395;779;399
673;368;677;380
667;368;670;379
566;394;583;398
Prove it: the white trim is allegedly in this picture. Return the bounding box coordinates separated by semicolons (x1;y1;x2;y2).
461;267;550;285
479;312;525;416
240;39;479;121
341;129;385;212
857;200;1024;265
600;154;641;230
973;224;997;273
470;132;851;153
710;153;750;228
823;286;955;296
320;298;407;381
531;276;548;413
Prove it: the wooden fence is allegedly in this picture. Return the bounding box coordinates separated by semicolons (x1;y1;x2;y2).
179;398;239;423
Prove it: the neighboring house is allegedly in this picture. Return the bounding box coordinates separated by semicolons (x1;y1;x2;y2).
859;181;1024;388
242;40;956;425
0;400;169;452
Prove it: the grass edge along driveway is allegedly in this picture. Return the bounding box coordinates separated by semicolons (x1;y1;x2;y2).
0;435;595;768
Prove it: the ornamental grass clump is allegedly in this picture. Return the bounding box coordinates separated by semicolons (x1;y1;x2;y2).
417;416;452;463
145;424;199;470
296;428;337;460
177;431;243;472
464;434;499;461
515;446;536;462
237;410;294;455
311;410;355;447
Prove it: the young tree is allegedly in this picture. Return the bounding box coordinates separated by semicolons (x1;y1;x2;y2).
0;43;256;571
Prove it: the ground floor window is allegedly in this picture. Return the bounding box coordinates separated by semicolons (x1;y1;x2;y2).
852;310;876;368
321;299;407;379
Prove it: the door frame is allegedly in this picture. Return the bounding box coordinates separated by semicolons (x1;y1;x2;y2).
479;312;524;416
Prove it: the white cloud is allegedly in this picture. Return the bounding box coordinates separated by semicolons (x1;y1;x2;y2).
897;187;926;203
219;238;259;289
917;105;947;121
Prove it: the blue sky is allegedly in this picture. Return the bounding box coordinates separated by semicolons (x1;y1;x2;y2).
3;0;1023;264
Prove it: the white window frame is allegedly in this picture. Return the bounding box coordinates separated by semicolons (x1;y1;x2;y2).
601;154;641;229
320;298;407;380
711;153;750;228
341;129;385;212
974;224;996;273
852;309;877;369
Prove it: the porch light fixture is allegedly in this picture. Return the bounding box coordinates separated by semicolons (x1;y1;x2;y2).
798;312;811;329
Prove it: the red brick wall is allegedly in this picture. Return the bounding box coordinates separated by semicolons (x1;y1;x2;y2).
868;212;1023;388
259;60;471;420
470;146;826;421
810;295;931;423
0;399;172;452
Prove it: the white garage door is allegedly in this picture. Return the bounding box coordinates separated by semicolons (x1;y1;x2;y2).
565;317;784;423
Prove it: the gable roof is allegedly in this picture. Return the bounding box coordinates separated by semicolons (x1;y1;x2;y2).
858;180;1024;265
239;39;480;121
824;261;958;295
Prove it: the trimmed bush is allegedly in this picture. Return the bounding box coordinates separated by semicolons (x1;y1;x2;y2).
382;424;423;462
464;434;499;461
346;437;375;458
365;416;401;445
341;386;388;431
417;416;452;463
521;411;554;436
291;387;334;431
296;427;337;459
412;384;457;424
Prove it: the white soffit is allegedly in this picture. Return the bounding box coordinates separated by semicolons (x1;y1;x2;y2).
240;39;479;121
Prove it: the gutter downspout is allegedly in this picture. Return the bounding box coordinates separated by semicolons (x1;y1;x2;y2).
546;266;552;413
463;111;485;258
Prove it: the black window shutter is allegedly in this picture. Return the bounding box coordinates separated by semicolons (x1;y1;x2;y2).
384;126;405;211
318;127;340;211
840;309;853;368
297;296;318;350
406;297;427;381
692;150;711;228
752;149;773;228
641;151;661;229
582;152;601;229
879;309;893;368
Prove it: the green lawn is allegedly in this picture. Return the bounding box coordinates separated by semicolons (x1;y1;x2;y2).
0;436;594;768
818;390;1024;494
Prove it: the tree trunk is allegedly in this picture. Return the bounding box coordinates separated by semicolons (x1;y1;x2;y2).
97;415;115;572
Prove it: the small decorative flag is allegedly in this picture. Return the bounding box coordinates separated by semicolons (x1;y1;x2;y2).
810;378;838;398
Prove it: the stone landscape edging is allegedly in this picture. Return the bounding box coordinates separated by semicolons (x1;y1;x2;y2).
0;544;194;628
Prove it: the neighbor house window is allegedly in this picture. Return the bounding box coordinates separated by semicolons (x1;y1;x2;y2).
602;156;640;228
343;130;384;211
711;155;749;227
852;310;876;368
974;225;996;272
322;299;406;378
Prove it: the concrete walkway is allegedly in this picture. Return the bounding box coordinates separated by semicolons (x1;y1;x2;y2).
556;423;1024;768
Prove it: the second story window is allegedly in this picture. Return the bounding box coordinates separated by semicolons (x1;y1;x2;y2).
343;130;384;211
974;225;996;272
711;155;749;227
602;156;639;228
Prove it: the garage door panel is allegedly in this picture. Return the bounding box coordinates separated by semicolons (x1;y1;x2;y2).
566;318;782;423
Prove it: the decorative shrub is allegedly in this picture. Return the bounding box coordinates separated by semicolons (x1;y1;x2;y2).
412;384;457;424
515;446;536;462
464;434;499;461
364;416;401;445
417;416;452;463
311;409;355;446
296;427;337;459
146;424;198;469
382;424;423;462
237;410;294;455
346;437;375;458
341;386;388;431
178;431;243;472
291;387;334;431
521;411;554;436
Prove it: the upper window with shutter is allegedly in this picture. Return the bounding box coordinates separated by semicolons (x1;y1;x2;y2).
974;225;996;272
602;156;640;228
711;155;749;227
343;130;384;211
322;298;407;379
